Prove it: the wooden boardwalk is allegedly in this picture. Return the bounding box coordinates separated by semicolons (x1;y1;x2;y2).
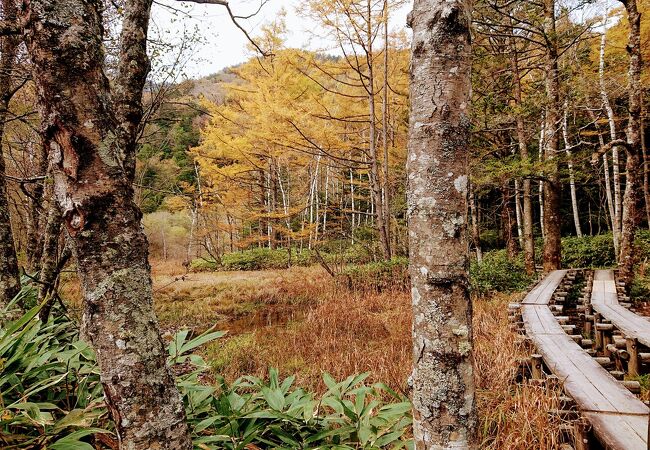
592;269;650;348
522;270;649;450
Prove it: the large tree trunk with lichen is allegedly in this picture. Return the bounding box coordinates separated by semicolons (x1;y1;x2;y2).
22;1;192;448
542;0;562;271
406;1;477;448
618;0;643;285
0;0;21;311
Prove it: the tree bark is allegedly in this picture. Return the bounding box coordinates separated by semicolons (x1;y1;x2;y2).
382;0;391;257
469;185;482;264
509;34;535;274
501;184;519;258
366;1;391;260
599;24;623;238
0;0;21;311
618;0;643;284
38;197;63;321
562;101;582;237
25;144;48;272
406;1;477;448
22;1;192;448
542;0;562;271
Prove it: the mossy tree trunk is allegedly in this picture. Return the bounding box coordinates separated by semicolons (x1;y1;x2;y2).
542;0;562;272
0;0;22;311
406;0;477;448
22;1;192;448
618;0;643;285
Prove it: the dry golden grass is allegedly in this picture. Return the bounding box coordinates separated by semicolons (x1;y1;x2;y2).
61;258;565;449
474;294;565;449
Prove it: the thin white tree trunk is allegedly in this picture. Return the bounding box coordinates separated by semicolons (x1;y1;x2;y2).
350;168;356;243
600;24;622;235
539;120;546;240
562;101;582;237
514;179;524;247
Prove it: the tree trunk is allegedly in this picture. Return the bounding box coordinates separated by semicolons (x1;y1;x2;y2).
22;1;192;448
0;0;21;311
38;195;63;321
562;101;582;237
469;185;482;264
509;34;536;274
618;0;643;284
406;1;477;448
589;108;618;254
501;184;518;258
599;24;623;237
382;0;391;257
542;0;562;271
538;119;546;240
26;144;48;272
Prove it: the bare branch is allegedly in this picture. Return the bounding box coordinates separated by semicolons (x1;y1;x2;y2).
176;0;271;57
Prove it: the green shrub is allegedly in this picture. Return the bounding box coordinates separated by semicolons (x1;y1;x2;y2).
1;284;413;449
190;258;220;272
559;232;650;268
560;234;617;268
342;257;409;292
470;250;534;294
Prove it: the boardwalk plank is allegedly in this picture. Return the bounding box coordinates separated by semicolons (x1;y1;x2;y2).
591;269;650;348
523;270;649;449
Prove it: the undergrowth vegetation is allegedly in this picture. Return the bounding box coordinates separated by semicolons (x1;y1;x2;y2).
1;284;414;449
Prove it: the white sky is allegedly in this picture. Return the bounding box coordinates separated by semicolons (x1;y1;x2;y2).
149;0;619;80
150;0;412;79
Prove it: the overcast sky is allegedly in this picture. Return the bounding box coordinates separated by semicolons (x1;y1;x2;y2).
151;0;412;79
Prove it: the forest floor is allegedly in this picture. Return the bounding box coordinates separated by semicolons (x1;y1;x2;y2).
61;259;566;448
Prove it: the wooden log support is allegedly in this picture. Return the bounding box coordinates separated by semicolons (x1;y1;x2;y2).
594;357;613;369
626;337;640;378
531;354;543;379
638;352;650;363
562;324;576;333
609;370;625;380
620;380;641;394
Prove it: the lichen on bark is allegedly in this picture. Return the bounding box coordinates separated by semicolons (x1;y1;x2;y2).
21;0;192;447
407;0;477;448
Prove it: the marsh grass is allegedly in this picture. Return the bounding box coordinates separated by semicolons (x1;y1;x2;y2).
60;259;564;449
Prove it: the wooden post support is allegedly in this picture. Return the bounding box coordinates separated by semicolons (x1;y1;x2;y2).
626;336;640;378
603;332;613;357
594;313;603;351
531;354;543;380
573;418;590;450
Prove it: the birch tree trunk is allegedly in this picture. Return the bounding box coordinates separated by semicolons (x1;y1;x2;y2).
618;0;643;284
542;0;562;271
406;1;477;447
22;1;192;448
599;24;623;236
538;119;546;241
562;101;582;237
469;185;482;264
0;0;21;310
589;109;618;254
514;179;523;248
